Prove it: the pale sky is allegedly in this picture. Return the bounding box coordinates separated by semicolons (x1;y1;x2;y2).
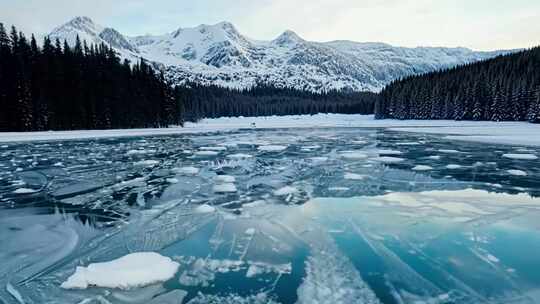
1;0;539;51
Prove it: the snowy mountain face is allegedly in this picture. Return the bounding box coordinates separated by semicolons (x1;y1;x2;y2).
50;17;509;92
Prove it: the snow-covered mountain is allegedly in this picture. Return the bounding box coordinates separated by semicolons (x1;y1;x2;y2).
49;17;509;92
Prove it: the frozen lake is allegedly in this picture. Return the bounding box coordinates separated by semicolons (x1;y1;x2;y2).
1;127;540;303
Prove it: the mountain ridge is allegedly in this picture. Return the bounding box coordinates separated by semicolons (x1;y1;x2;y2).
49;16;513;92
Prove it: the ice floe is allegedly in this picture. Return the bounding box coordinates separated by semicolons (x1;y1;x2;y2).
412;165;433;171
507;169;528;176
134;160;159;167
227;153;253;159
174;166;199;175
371;156;405;163
214;175;236;183
258;145;288;152
213;183;237;193
502;153;538;160
61;252;179;289
344;173;368;180
12;188;38;194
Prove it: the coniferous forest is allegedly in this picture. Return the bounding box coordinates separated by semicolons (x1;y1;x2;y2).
375;47;540;123
0;24;182;131
178;84;376;121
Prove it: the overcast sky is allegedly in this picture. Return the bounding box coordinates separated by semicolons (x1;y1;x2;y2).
1;0;539;51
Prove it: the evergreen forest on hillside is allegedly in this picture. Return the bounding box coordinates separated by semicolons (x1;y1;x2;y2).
376;47;540;123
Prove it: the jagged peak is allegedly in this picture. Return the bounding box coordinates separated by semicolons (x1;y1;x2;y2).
273;30;304;46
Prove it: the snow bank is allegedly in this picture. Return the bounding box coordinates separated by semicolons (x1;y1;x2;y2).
3;114;540;147
61;252;179;289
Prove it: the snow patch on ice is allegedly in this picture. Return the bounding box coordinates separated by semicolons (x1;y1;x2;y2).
61;252;179;290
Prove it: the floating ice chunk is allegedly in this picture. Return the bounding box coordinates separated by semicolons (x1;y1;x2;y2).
174;166;199;175
134;160;159;167
486;254;500;263
375;149;403;155
302;145;321;149
344;173;368;180
148;289;188;304
61;252;179;290
438;149;461;154
507;169;527;176
214;175;236;183
274;186;298;196
371;156;404;163
227;153;253;159
502;153;538;160
195;204;216;213
12;188;37;194
396;142;420;146
339;151;368;159
446;164;462;169
213;183;237;193
246;262;291;278
258;145;287;152
126;149;155;156
166;178;179;184
412;165;433;171
199;146;227;151
329;187;350;191
352;140;367;144
245;228;256;235
195;151;219;156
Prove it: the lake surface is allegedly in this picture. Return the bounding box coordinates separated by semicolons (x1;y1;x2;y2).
1;128;540;304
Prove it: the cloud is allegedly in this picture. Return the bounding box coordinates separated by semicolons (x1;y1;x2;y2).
0;0;538;50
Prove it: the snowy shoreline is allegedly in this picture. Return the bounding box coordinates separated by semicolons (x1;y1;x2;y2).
1;114;539;146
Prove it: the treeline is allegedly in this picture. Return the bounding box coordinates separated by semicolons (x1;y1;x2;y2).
375;47;540;122
178;84;376;121
0;24;182;131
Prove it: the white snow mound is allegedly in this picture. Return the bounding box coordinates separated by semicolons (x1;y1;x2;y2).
61;252;179;290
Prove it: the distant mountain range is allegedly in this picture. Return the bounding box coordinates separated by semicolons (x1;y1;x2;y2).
49;16;512;92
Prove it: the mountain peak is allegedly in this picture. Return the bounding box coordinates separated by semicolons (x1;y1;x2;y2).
273;30;304;47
